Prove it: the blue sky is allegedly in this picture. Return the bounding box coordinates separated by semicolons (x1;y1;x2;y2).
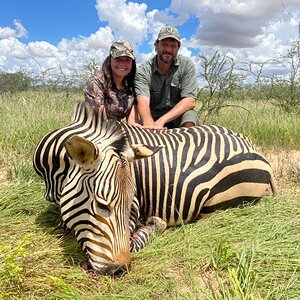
2;0;196;47
0;0;299;78
0;0;200;56
1;0;103;44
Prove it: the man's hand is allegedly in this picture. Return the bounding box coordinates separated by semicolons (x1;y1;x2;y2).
143;125;167;130
143;120;167;130
154;117;167;129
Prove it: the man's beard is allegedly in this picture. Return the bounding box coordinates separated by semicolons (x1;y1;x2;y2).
158;53;174;64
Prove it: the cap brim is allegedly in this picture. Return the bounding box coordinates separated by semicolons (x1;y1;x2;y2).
158;35;180;42
111;53;135;60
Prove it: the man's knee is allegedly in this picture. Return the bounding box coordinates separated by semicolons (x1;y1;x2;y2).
180;109;200;127
182;121;196;128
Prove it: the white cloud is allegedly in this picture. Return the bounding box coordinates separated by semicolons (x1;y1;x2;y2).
0;0;299;81
0;38;27;59
144;9;165;45
0;19;28;39
85;26;114;50
152;8;189;26
169;0;300;49
14;19;28;38
27;41;58;58
0;26;16;39
165;0;300;82
96;0;148;46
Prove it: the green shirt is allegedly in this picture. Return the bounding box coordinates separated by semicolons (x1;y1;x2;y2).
134;55;198;119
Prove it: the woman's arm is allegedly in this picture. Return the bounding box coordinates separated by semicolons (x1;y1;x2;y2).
127;105;143;127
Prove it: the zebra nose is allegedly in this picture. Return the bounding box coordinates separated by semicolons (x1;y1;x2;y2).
97;263;131;277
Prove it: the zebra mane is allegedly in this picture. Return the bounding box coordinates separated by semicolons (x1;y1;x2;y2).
70;101;127;154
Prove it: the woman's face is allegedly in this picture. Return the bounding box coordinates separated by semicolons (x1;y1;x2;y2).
111;56;133;79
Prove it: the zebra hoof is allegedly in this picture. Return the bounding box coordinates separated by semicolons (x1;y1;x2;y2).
146;216;167;233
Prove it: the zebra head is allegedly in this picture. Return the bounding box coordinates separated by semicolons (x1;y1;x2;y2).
33;102;161;276
33;102;93;204
58;107;160;276
33;130;70;205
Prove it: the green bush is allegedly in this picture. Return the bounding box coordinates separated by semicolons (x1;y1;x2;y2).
0;71;33;93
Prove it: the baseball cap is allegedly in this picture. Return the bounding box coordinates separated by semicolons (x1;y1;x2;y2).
157;26;180;42
110;40;135;60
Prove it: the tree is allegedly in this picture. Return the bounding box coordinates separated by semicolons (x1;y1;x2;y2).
0;71;33;93
197;50;244;123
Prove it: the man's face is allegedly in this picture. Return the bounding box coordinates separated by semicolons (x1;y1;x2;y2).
156;38;180;64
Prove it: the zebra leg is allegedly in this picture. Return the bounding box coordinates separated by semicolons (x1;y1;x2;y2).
130;216;167;252
55;206;71;235
57;219;72;235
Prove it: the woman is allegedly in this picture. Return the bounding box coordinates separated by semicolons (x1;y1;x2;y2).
84;40;141;125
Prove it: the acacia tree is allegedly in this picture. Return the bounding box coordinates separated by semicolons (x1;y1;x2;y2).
197;50;244;123
272;39;300;112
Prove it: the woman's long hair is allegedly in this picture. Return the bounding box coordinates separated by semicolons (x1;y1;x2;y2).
101;56;136;99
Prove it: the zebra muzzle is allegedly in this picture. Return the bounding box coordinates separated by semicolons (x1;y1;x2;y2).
81;260;131;278
96;263;131;278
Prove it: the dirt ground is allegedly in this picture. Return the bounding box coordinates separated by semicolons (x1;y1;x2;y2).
264;149;300;193
0;164;9;186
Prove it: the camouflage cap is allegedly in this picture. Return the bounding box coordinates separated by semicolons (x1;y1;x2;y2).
110;40;135;60
157;26;180;42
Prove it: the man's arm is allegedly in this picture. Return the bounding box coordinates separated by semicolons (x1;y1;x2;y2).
154;96;196;128
137;96;166;130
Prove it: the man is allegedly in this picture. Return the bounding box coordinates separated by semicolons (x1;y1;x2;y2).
134;26;199;129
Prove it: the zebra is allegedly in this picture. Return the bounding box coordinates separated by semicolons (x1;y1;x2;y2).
33;101;276;276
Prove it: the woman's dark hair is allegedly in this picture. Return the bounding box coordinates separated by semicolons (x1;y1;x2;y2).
101;55;136;97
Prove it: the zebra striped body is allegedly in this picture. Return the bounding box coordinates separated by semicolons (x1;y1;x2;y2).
33;102;275;275
124;124;275;227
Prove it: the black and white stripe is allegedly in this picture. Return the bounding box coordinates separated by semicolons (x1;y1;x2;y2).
124;123;275;228
33;101;276;273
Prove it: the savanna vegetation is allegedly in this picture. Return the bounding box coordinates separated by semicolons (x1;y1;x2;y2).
0;43;299;299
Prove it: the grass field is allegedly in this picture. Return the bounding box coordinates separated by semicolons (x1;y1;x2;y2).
0;90;299;299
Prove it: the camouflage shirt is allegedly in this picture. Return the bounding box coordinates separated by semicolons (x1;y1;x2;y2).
84;70;135;120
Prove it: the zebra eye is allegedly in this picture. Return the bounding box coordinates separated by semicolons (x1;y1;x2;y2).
97;202;110;212
91;197;111;217
96;202;112;217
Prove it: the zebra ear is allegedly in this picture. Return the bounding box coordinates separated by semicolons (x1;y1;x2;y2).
125;144;163;161
64;135;101;169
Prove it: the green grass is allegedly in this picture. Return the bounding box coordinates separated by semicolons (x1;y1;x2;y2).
0;182;299;299
0;90;78;161
0;91;78;181
0;90;300;299
197;99;300;149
